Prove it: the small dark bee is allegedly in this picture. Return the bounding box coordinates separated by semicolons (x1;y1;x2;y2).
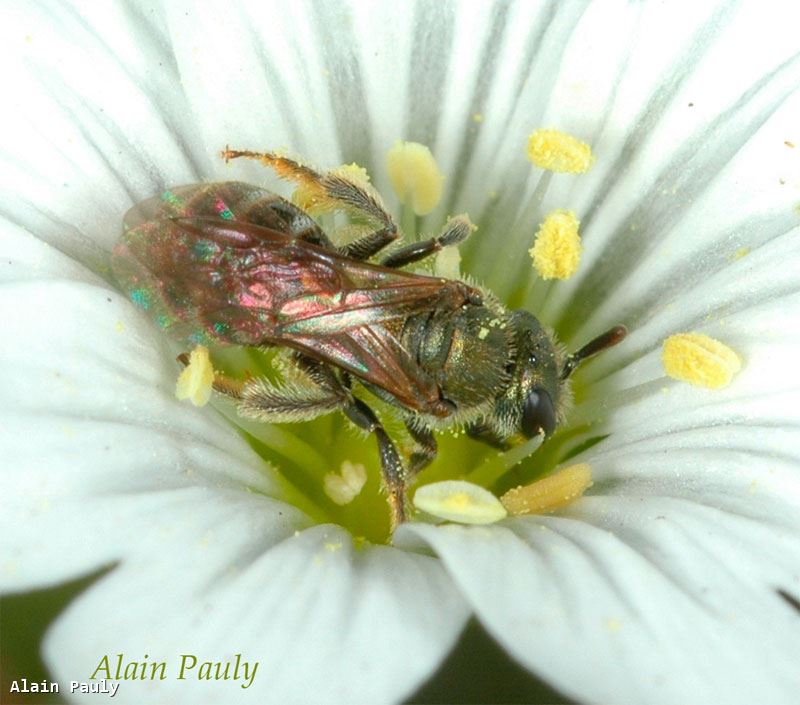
112;149;626;529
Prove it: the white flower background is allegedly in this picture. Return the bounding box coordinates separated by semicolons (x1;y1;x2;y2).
2;1;800;704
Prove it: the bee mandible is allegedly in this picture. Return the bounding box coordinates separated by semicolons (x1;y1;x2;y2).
112;149;626;529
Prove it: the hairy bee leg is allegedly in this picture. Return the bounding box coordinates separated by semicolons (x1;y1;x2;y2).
236;376;345;424
404;421;438;477
342;398;408;529
381;215;475;268
221;147;400;240
337;224;399;261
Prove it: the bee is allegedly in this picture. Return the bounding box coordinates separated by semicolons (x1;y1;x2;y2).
112;149;626;529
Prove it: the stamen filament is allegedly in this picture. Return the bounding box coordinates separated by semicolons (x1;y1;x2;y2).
465;433;545;487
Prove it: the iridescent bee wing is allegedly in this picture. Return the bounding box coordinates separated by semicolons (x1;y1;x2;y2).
112;185;476;414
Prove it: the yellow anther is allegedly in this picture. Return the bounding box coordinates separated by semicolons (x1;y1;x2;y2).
175;346;214;407
500;463;593;515
323;460;368;505
414;480;508;524
529;209;582;280
526;129;594;174
386;140;445;215
434;245;461;279
662;333;742;388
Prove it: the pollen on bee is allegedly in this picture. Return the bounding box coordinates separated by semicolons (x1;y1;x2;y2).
662;332;742;388
526;128;594;174
175;345;215;407
323;460;368;506
386;140;445;215
500;463;593;515
529;209;582;280
413;480;508;524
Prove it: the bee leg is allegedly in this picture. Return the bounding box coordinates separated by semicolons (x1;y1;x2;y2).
381;215;475;268
221;147;401;254
342;398;408;530
337;224;399;260
234;377;345;424
405;420;438;477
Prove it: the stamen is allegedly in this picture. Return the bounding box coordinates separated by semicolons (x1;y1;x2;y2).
323;460;368;505
529;209;582;280
386;140;445;215
414;480;508;524
435;246;461;279
662;333;742;388
500;463;593;515
526;129;594;174
175;346;214;407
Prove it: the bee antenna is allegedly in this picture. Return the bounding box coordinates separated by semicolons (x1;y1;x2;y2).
560;325;627;380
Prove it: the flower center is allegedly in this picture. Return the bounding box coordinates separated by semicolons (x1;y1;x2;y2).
173;132;604;543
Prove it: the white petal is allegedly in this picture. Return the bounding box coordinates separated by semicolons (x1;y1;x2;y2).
45;524;468;705
1;3;209;269
400;507;800;705
0;229;300;590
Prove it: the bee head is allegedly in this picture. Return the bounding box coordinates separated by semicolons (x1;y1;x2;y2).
509;316;627;440
507;312;560;440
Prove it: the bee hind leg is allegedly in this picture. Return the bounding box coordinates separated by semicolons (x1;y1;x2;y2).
342;398;408;531
381;215;475;269
221;146;401;261
337;224;399;261
236;377;345;424
404;420;438;478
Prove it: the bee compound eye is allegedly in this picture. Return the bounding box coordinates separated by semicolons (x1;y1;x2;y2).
521;388;556;438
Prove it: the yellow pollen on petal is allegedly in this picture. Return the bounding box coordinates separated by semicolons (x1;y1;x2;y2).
529;209;582;280
662;333;742;389
500;463;593;515
324;460;368;505
175;345;214;407
414;480;508;525
526;129;594;174
386;140;445;215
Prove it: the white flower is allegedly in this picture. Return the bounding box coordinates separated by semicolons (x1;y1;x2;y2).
2;2;800;704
